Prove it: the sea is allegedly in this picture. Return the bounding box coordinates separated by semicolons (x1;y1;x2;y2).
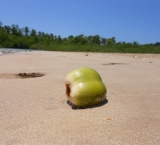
0;48;42;55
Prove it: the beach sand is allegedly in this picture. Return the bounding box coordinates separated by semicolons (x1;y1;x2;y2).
0;51;160;145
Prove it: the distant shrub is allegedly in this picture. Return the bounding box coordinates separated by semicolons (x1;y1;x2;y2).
154;42;160;46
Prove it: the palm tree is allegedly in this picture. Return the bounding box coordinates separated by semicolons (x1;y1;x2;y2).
79;34;84;37
24;27;29;36
58;35;62;42
107;37;116;44
133;41;139;48
68;35;74;39
38;31;42;37
41;32;45;38
11;24;18;35
30;29;36;36
0;21;2;29
55;35;57;39
4;25;11;34
112;37;116;44
101;37;107;45
45;33;50;39
92;35;100;44
50;33;54;40
63;38;68;42
17;29;23;36
87;35;92;41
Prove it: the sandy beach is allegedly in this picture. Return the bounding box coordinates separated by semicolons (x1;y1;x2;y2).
0;51;160;145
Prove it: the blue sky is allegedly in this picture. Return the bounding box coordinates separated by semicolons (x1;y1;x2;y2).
0;0;160;44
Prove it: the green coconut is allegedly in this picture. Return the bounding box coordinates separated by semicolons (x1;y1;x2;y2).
65;67;107;107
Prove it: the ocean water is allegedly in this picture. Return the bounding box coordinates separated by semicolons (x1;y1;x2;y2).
0;48;42;55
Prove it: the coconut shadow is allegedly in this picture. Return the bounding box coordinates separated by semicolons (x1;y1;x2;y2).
67;98;108;110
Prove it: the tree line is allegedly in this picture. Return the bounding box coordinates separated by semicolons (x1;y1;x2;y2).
0;21;160;53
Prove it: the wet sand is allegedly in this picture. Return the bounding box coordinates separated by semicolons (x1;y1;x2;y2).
0;51;160;145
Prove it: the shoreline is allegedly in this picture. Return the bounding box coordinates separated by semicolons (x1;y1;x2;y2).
0;48;44;56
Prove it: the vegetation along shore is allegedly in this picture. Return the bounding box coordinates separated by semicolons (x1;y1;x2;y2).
0;22;160;53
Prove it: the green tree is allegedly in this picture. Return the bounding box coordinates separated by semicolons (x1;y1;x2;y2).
11;24;19;35
4;25;11;34
50;33;54;40
133;41;139;48
57;35;62;43
112;37;116;44
87;35;92;41
45;33;50;39
101;37;107;45
92;35;100;44
38;31;42;37
24;27;29;36
17;29;23;36
41;32;45;38
107;37;116;44
0;21;2;29
68;35;74;39
30;29;36;36
79;34;84;37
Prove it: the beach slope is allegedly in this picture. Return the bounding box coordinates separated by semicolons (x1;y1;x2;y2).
0;51;160;145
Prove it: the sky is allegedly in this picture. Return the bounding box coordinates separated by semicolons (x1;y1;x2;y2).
0;0;160;44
